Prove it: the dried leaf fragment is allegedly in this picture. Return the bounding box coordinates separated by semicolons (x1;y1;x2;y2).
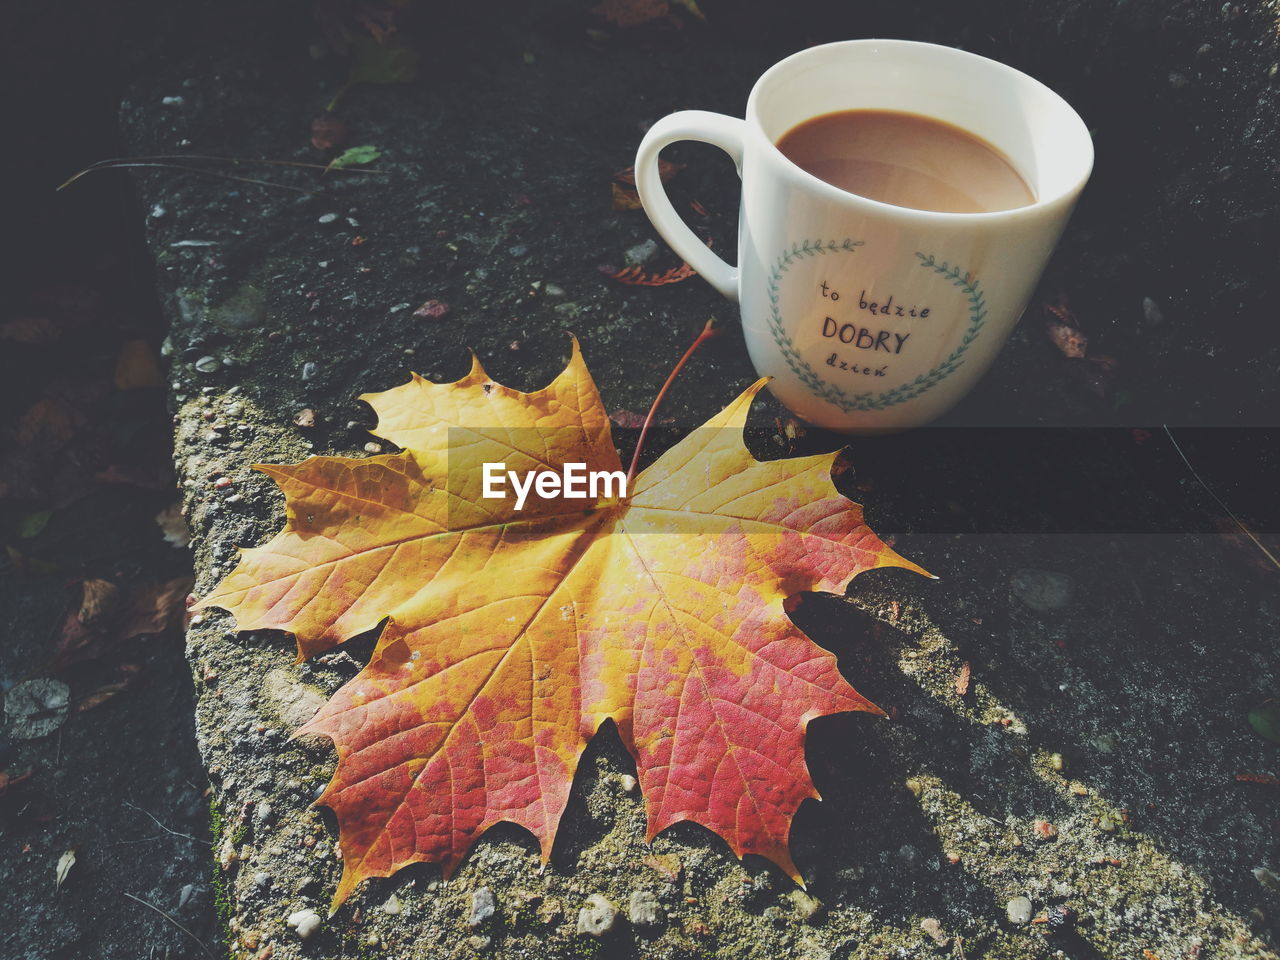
5;679;71;740
955;661;971;696
603;261;697;286
55;849;76;888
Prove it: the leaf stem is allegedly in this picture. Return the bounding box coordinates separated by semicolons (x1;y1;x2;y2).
626;318;721;486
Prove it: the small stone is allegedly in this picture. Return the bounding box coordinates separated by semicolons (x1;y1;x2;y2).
381;893;402;915
919;917;949;946
786;889;823;922
467;936;491;950
218;837;239;871
293;408;316;428
619;774;638;793
253;872;270;889
1049;752;1065;772
1098;815;1117;832
286;908;322;940
624;239;659;267
508;243;530;257
162;95;185;106
295;876;320;896
1011;568;1073;612
318;213;338;224
576;893;619;938
1033;819;1058;839
1142;296;1164;326
543;283;567;298
627;889;662;929
389;302;411;313
364;442;383;454
301;361;318;381
1045;904;1077;932
178;883;198;908
468;887;497;927
150;204;167;218
254;801;273;823
1168;72;1189;88
904;777;924;797
1006;896;1033;925
194;356;220;374
1092;732;1117;754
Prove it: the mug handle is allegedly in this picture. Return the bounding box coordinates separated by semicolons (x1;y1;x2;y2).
635;110;745;302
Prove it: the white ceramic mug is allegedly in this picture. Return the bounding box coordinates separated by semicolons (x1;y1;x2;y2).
635;39;1093;431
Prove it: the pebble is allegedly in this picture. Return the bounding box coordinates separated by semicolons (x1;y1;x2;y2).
1011;568;1073;612
468;887;497;927
787;889;823;921
218;837;239;871
1046;905;1077;932
508;243;530;257
161;95;185;106
619;774;638;793
178;883;198;908
254;801;273;823
318;213;338;224
364;442;383;454
286;908;322;940
543;283;567;298
576;893;619;937
194;356;220;374
919;917;949;946
301;361;318;381
381;893;402;915
253;872;270;889
624;239;659;267
150;204;167;219
627;889;662;929
294;876;320;896
1006;896;1033;925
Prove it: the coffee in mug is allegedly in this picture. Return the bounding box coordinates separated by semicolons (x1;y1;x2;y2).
634;40;1093;432
774;109;1035;214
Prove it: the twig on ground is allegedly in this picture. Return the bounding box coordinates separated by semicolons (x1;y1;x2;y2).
123;891;218;960
123;801;208;845
1162;426;1279;572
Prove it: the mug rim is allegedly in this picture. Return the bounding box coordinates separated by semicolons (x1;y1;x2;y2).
744;38;1095;223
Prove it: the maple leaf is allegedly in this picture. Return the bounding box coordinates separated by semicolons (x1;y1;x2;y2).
198;341;927;907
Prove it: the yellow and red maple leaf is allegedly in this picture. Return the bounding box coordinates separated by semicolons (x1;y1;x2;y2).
198;340;927;907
